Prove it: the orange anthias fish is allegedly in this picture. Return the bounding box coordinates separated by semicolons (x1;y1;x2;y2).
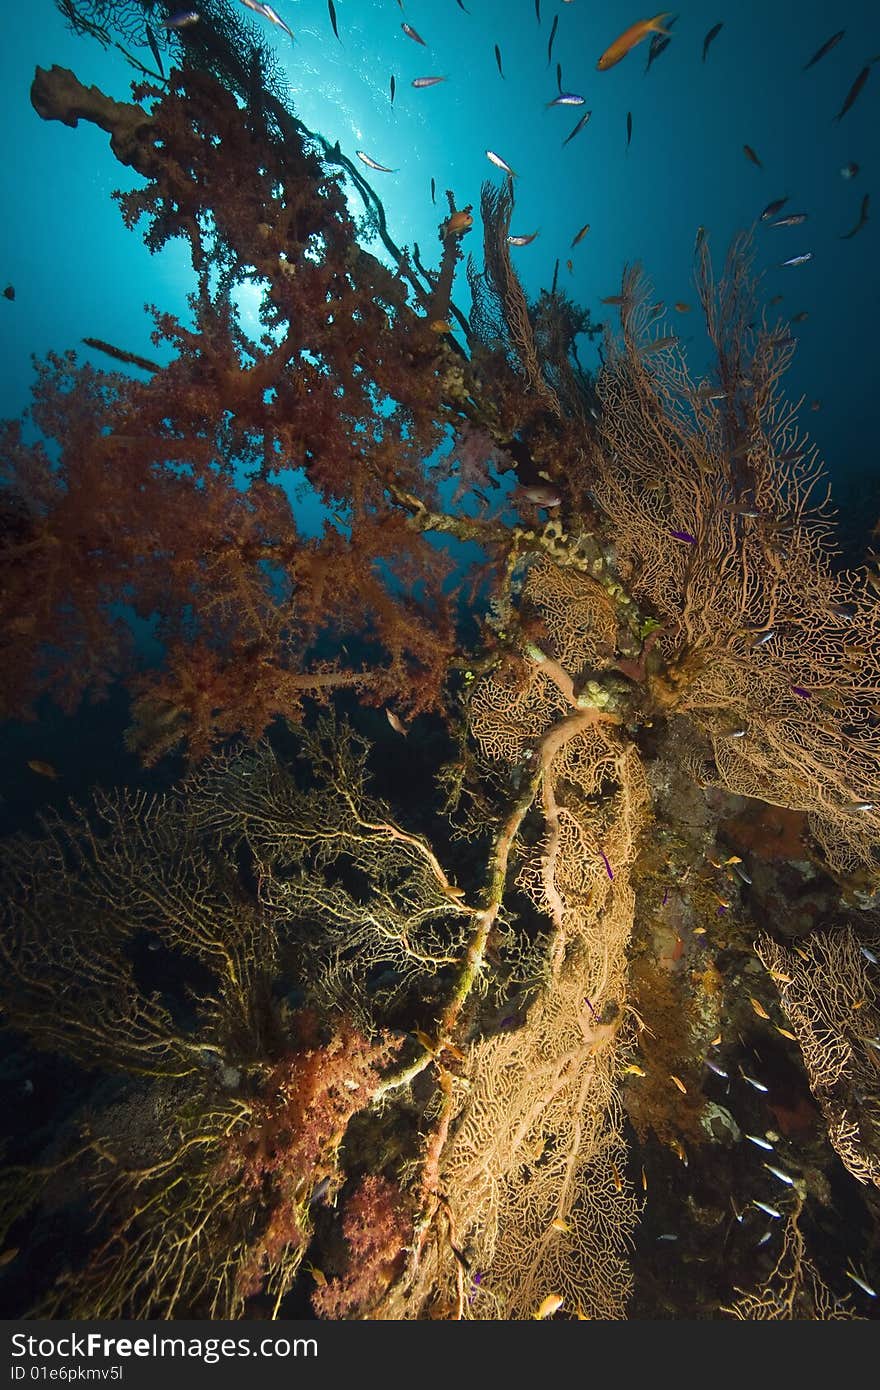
27;759;58;779
443;209;474;236
597;13;672;70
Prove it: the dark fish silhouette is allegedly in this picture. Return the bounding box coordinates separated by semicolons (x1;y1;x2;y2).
803;29;844;70
548;13;558;66
390;74;396;104
430;177;436;204
702;22;723;62
562;109;592;146
840;193;870;239
557;61;563;93
645;14;677;73
145;23;165;77
834;65;870;122
761;196;789;220
626;111;633;149
327;0;339;42
402;21;427;46
743;144;763;168
535;0;541;22
495;44;504;78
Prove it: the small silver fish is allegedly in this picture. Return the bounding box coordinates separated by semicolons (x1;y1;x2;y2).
750;629;776;648
780;253;813;267
412;76;448;88
731;862;752;885
547;92;586;106
843;800;876;812
753;1200;782;1219
772;213;808;227
739;1066;769;1093
508;231;540;246
486;149;517;177
401;21;427;45
763;1163;795;1186
845;1267;877;1298
705;1058;729;1079
755;1231;773;1247
163;10;200;27
356;151;397;173
840;162;860;180
745;1134;774;1151
860;946;879;965
656;1234;678;1241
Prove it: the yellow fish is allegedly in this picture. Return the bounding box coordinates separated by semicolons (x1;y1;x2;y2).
27;759;58;779
622;1063;646;1076
444;209;474;236
669;1073;687;1094
597;13;672;71
550;1217;571;1233
750;996;771;1020
428;320;454;333
534;1293;564;1319
386;708;407;736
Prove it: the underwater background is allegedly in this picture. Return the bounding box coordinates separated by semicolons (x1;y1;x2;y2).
0;0;879;1321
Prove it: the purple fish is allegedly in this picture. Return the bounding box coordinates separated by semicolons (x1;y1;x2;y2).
599;849;614;880
791;685;812;698
670;528;697;544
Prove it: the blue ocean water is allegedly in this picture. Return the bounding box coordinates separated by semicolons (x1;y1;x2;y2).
2;1;878;549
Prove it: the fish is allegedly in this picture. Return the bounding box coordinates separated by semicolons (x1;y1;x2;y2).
557;62;563;93
402;23;427;46
790;310;808;322
750;996;771;1020
508;231;540;247
327;0;339;41
547;92;586;106
623;1063;646;1076
0;1247;19;1268
670;528;696;544
550;1217;571;1233
390;75;396;104
495;44;504;79
695;225;706;252
674;301;690;312
772;212;808;227
739;1066;769;1093
780;253;812;267
597;13;672;70
705;1059;728;1079
834;66;870;122
163;11;201;28
626;111;633;149
386;709;407;736
803;29;845;71
239;1;294;40
755;1231;773;1247
427;320;453;334
669;1074;687;1094
670;1138;688;1166
764;1163;795;1186
145;23;165;77
356;151;396;173
745;1134;774;1151
761;196;789;220
486;150;517;177
27;760;58;779
535;0;541;21
562;110;592;146
842;800;876;812
534;1293;564;1319
752;1200;782;1219
611;1163;624;1193
547;14;558;66
430;176;435;203
776;1027;798;1041
860;946;879;964
412;76;448;88
845;1267;878;1298
743;144;763;168
3;284;15;300
599;848;614;880
571;222;591;247
657;1233;678;1242
644;24;674;74
643;334;677;354
840;194;870;239
841;162;859;179
454;0;469;10
444;210;473;235
702;22;723;62
641;1166;648;1191
566;258;574;273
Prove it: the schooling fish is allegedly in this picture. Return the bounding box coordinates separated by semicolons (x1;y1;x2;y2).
412;76;448;88
834;66;870;122
626;111;633;149
562;109;592;145
402;22;427;46
644;26;674;74
430;176;436;204
390;74;396;104
840;193;870;239
495;44;505;79
535;0;541;22
356;150;397;173
547;92;586;106
772;212;808;226
547;14;558;66
386;708;407;736
597;13;672;71
761;196;789;220
508;230;540;246
486;149;517;177
803;29;845;71
780;252;812;267
239;1;294;40
145;23;165;77
163;11;200;28
702;22;723;62
571;222;591;247
841;161;860;179
743;144;763;168
327;0;339;42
